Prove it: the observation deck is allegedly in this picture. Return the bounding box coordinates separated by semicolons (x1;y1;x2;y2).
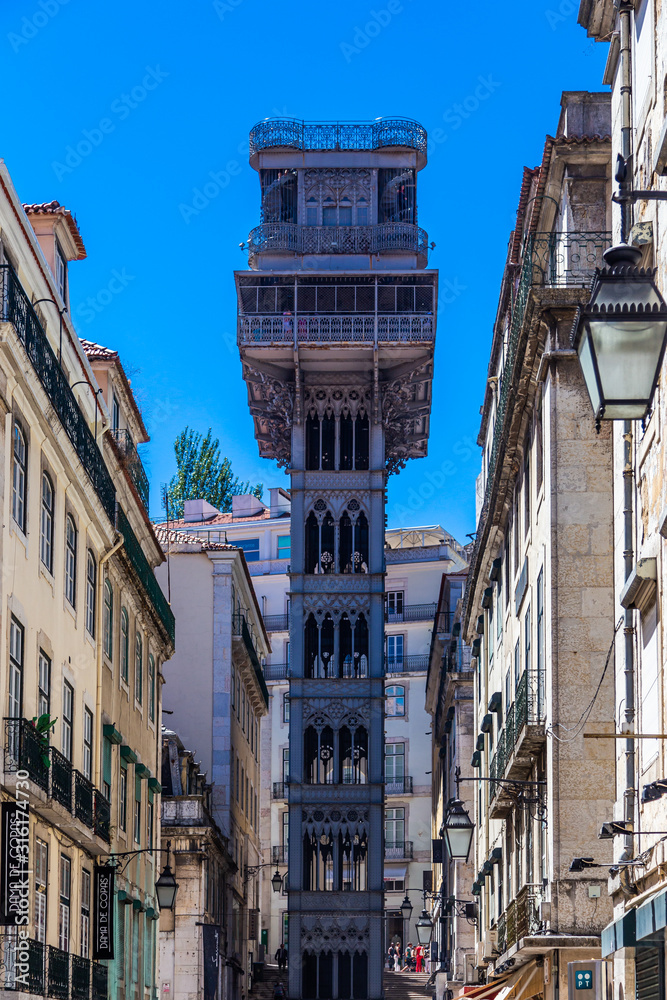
249;117;427;168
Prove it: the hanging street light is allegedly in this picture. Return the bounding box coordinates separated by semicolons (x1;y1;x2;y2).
271;868;284;893
400;894;413;921
572;243;667;422
442;797;475;862
155;861;179;911
415;908;434;946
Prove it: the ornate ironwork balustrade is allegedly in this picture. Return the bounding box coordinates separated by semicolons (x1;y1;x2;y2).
496;912;507;955
47;945;70;1000
92;962;108;1000
263;662;289;681
111;428;149;510
531;231;611;287
232;613;269;706
74;771;94;828
238;313;434;344
263;614;289;632
3;717;50;792
94;790;111;843
384;842;413;859
71;954;91;1000
515;884;542;940
247;222;429;265
249;118;427;156
506;900;517;950
0;264;116;522
273;781;287;799
272;845;289;864
50;748;73;811
385;654;429;674
385;602;437;623
385;776;413;795
117;506;175;642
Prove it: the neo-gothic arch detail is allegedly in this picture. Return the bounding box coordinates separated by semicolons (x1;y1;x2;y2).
301;914;370;953
304;385;371;421
304;168;372;206
305;493;370;522
302;594;370;618
303;699;369;728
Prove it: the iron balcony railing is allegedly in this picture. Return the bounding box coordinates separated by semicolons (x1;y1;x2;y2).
530;231;610;287
263;614;289;633
272;845;289;864
515;884;542;940
232;613;269;707
71;955;91;1000
47;945;70;1000
263;662;289;681
0;935;46;993
94;791;111;843
433;610;455;635
385;654;429;674
249;117;427;156
385;842;413;859
273;781;288;799
92;962;108;1000
385;602;437;624
111;428;149;511
506;900;517;950
0;263;116;522
74;771;94;829
238;312;434;345
117;506;175;643
247;222;429;265
4;718;50;792
385;776;413;795
496;912;507;956
50;748;73;811
446;638;473;673
515;668;545;732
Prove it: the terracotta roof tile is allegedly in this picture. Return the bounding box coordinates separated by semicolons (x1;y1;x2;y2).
166;508;272;529
80;339;119;361
153;525;237;551
22;200;86;260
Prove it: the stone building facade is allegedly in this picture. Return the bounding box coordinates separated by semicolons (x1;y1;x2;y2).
236;117;436;1000
462;93;617;1000
0;166;173;1000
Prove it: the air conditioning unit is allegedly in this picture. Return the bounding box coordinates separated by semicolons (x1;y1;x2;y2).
475;942;487;966
539;900;551;924
482;931;497;961
487;930;498;946
465;954;477;984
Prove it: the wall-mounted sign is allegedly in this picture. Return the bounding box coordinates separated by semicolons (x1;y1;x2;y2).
93;865;115;959
203;925;221;1000
0;802;30;926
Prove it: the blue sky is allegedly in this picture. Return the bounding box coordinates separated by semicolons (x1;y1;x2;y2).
1;0;608;543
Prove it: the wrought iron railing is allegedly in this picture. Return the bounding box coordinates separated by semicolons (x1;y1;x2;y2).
272;845;289;864
385;776;413;795
74;771;94;828
515;669;544;734
385;842;413;859
3;717;50;792
50;748;73;810
385;654;429;674
0;934;45;993
94;790;111;843
117;506;175;642
71;954;90;1000
273;781;287;799
531;231;611;287
263;614;289;632
505;702;515;758
263;662;289;681
111;428;149;510
0;264;116;522
516;884;542;940
447;638;473;673
385;602;437;624
47;945;70;1000
92;962;107;1000
506;900;517;950
249;117;427;156
496;913;506;955
432;610;455;635
232;613;269;706
247;222;429;263
238;312;434;345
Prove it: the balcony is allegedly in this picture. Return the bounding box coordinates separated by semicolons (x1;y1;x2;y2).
385;776;413;795
248;117;427;158
94;790;111;842
71;955;91;1000
273;781;288;799
111;428;149;511
530;231;610;287
74;771;94;828
385;841;413;859
0;263;116;522
117;506;175;643
4;717;50;793
385;602;437;624
238;312;434;345
495;885;542;959
51;748;73;810
385;654;429;674
0;935;45;993
272;845;289;864
47;945;70;1000
263;614;289;633
92;962;108;1000
247;222;429;266
232;612;269;707
264;662;289;681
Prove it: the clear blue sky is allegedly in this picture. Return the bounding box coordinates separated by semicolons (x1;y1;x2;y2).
1;0;608;543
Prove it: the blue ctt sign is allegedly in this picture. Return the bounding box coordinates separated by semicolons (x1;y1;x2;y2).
575;970;593;990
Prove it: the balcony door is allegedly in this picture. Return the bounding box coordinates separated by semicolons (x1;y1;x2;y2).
386;635;404;672
385;807;404;848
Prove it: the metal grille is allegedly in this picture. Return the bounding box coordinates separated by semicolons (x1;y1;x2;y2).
384;842;413;859
238;314;433;344
74;771;94;828
385;776;413;795
247;222;429;265
531;231;611;286
50;748;73;810
0;264;116;523
384;654;429;674
117;506;175;642
263;662;289;681
71;955;90;1000
249;118;427;156
232;613;269;706
47;946;69;1000
94;790;111;843
92;962;108;1000
385;602;437;623
263;614;289;632
111;429;149;510
4;718;50;791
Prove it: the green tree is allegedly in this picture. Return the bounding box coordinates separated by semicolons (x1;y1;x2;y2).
163;427;262;519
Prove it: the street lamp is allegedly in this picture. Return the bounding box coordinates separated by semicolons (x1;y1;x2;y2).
155;861;179;910
442;797;475;862
400;895;413;921
415;909;434;946
572;243;667;422
271;868;284;893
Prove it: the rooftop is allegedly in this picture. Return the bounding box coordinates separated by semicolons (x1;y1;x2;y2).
23;200;87;259
248;117;427;161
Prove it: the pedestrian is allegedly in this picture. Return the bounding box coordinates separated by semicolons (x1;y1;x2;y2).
387;945;395;970
416;944;423;973
275;945;287;970
394;945;401;972
403;943;413;972
273;983;286;1000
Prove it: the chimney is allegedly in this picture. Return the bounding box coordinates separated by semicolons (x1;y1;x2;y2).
231;494;267;519
269;488;291;519
183;499;221;523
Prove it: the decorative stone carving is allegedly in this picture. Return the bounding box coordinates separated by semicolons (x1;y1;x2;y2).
382;361;433;474
304;577;373;594
242;362;294;468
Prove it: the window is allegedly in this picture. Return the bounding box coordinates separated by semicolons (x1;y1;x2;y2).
241;689;246;732
384;873;405;892
37;651;51;717
535;396;543;494
231;667;235;709
386;635;404;672
148;655;156;722
59;855;71;951
54;240;67;301
62;681;73;761
536;569;545;717
386;591;404;620
83;707;93;780
41;473;54;571
120;608;129;682
282;810;289;849
524;605;531;677
134;775;142;844
9;618;23;720
385;807;405;847
65;515;77;607
103;737;112;801
147;796;154;849
385;743;405;780
80;870;91;958
135;632;143;704
283;747;290;784
237;538;260;562
524;449;531;535
111;393;120;433
119;765;127;831
514;639;521;692
277;535;290;560
385;685;405;717
12;422;27;532
283;694;290;724
86;550;96;636
35;839;48;943
103;580;113;659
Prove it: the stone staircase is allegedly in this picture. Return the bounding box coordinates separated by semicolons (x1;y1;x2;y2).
383;971;433;1000
251;963;288;1000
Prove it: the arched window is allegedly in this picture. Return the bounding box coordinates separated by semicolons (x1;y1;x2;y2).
103;580;113;659
120;608;129;683
339;510;369;574
306;411;370;472
304;613;335;678
12;423;27;532
65;515;77;607
86;550;97;636
148;655;156;722
340;613;368;678
305;508;335;574
135;632;143;704
40;472;54;571
385;685;405;717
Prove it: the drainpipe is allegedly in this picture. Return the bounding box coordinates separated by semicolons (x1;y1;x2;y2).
618;0;636;861
93;527;125;788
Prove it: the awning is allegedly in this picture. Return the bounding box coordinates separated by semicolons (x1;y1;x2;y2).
384;867;407;880
636;885;667;940
462;964;541;1000
601;909;636;957
511;962;543;1000
460;969;521;1000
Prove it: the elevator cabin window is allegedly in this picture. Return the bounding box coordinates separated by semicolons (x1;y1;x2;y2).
378;168;415;224
306;413;369;471
304;612;368;678
260;169;297;224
